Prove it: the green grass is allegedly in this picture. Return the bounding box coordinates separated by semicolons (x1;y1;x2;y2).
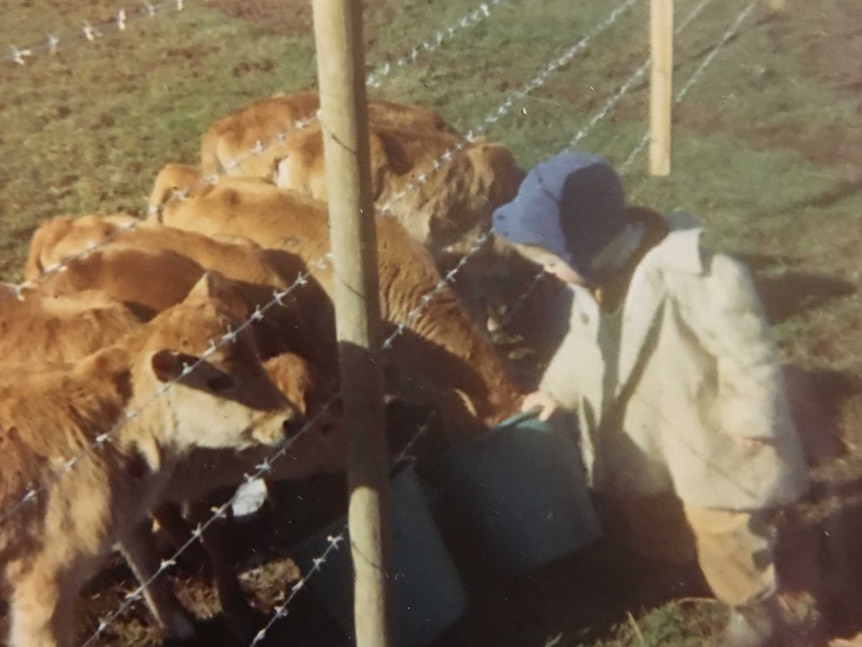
2;0;862;644
576;602;725;647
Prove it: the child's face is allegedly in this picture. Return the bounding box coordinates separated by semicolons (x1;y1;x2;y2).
516;245;588;286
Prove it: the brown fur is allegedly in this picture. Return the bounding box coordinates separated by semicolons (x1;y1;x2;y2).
27;215;277;285
0;274;301;647
0;285;142;364
7;262;343;638
275;122;525;257
272;122;526;328
23;213;137;280
147;162;213;212
123;350;347;641
27;216;340;378
200;90;457;178
41;245;209;320
160;177;525;439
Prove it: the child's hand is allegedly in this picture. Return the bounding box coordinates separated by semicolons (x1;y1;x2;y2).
522;391;558;422
732;436;774;448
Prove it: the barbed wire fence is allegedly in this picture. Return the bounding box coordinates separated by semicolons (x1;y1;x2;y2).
0;0;527;543
6;0;193;66
226;2;775;645
0;0;509;310
71;3;646;641
0;0;779;644
500;0;761;328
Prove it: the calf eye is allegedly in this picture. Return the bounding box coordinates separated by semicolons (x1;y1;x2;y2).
205;374;235;392
283;417;307;439
320;422;336;436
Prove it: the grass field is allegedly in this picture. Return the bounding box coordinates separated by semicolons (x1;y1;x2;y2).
2;0;862;645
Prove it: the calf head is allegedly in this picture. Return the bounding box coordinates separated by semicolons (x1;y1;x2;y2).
134;272;304;451
263;351;347;476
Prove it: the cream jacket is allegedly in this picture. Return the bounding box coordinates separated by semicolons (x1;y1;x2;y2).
541;213;809;510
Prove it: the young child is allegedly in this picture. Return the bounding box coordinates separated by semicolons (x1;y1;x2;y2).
492;151;810;647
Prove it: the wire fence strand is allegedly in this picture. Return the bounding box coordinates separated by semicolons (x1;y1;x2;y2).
500;0;752;327
95;0;648;625
1;0;781;643
5;0;192;66
619;0;761;173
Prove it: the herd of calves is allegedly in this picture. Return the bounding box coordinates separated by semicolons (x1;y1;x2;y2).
0;91;545;647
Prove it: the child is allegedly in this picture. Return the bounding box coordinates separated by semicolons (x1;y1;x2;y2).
492;151;809;647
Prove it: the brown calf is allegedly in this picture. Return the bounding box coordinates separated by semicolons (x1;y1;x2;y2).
0;274;303;647
26;217;340;379
159;177;525;440
147;162;213;213
141;351;346;641
6;259;345;640
200;90;457;178
274;122;524;258
0;285;142;364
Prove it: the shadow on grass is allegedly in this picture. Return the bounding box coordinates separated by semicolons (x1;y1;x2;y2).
774;365;862;644
787;177;862;211
737;253;856;325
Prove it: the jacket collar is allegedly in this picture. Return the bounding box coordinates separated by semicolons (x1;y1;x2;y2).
614;211;704;396
639;211;705;276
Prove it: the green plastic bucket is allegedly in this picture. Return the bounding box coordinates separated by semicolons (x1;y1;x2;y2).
290;463;468;647
431;410;601;575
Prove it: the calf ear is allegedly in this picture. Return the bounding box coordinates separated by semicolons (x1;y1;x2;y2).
186;271;250;319
150;349;186;383
186;271;224;301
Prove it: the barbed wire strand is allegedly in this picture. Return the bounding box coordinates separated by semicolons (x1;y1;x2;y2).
377;0;641;215
0;255;333;526
500;0;754;328
15;2;663;641
366;0;503;88
210;0;511;179
619;0;760;173
2;0;633;521
237;6;657;639
567;0;715;152
6;0;190;66
247;412;438;647
490;0;778;507
2;0;511;310
80;398;340;647
5;219;141;303
83;254;458;644
9;0;634;317
210;0;639;204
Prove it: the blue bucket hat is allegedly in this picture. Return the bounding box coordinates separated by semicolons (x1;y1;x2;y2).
492;151;627;281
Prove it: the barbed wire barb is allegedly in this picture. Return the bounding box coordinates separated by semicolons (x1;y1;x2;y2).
2;0;773;641
620;0;760;173
4;0;190;66
501;0;722;327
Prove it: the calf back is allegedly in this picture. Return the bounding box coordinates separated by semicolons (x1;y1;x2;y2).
201;91;457;179
161;179;524;436
0;286;141;364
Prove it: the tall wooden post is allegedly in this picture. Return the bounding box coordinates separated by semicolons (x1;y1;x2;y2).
310;2;396;647
649;0;673;176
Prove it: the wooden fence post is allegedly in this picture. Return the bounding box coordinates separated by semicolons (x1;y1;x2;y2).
310;1;397;647
649;0;673;176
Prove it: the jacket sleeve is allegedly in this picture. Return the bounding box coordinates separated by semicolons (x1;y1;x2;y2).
539;339;577;410
687;253;794;440
538;299;584;412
